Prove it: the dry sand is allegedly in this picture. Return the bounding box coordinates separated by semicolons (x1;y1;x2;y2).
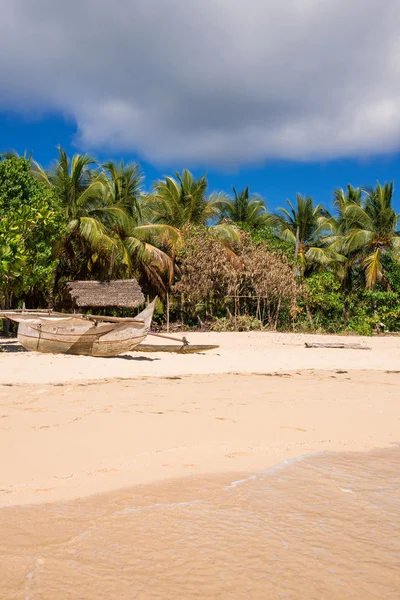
0;332;399;506
1;330;400;384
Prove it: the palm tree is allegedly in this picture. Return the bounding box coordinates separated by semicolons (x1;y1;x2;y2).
41;148;123;277
306;185;364;324
102;160;143;218
148;170;222;227
220;186;267;228
146;169;238;243
34;149;181;294
307;185;362;272
99;161;182;291
340;182;400;289
269;194;327;272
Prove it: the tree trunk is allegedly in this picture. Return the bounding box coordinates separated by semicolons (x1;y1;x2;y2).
305;302;313;326
2;289;12;337
166;292;170;333
49;265;62;310
294;226;300;261
290;226;301;330
273;297;282;330
234;294;238;328
343;295;349;327
256;297;261;321
180;293;184;322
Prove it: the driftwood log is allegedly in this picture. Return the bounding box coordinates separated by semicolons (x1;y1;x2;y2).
305;342;371;350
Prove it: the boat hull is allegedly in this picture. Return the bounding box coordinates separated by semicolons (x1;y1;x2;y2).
17;327;148;357
15;302;155;357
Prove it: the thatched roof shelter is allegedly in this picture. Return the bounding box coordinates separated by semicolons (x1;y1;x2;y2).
63;280;145;309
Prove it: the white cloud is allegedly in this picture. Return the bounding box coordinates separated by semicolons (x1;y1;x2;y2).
1;0;400;167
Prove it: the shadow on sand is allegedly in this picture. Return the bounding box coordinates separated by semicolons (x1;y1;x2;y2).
0;340;27;353
105;355;161;362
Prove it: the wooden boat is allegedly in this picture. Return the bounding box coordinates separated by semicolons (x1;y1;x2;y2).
1;301;156;357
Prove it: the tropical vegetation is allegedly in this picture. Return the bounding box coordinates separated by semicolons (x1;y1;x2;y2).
1;149;400;335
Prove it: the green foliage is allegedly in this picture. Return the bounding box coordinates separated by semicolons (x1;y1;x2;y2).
297;268;400;334
1;149;400;336
268;194;328;275
345;315;373;336
340;288;400;335
321;182;400;289
299;272;344;332
220;187;267;228
0;221;26;280
365;290;400;332
149;169;226;228
38;149;180;294
244;225;295;258
304;272;343;310
0;156;65;306
382;252;400;292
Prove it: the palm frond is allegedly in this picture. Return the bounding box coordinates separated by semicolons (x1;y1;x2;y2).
344;228;375;254
363;248;382;289
209;223;240;244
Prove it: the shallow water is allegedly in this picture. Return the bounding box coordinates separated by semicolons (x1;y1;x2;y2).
1;447;399;599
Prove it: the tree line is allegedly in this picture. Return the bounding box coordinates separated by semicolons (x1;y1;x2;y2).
1;149;400;335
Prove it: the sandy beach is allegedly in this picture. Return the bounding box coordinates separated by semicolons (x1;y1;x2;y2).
1;332;400;598
1;331;400;506
1;330;400;384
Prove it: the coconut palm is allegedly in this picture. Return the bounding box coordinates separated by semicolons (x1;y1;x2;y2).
148;170;221;227
102;160;143;218
306;185;362;273
302;185;364;323
33;149;180;294
146;169;238;243
319;186;362;240
99;164;182;290
220;186;267;228
41;148;124;276
269;194;328;272
340;182;400;289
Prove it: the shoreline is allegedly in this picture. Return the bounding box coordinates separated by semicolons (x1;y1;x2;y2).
3;446;399;599
1;368;399;507
2;444;399;599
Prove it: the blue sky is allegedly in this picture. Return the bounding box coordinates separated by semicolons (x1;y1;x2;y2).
2;0;400;213
2;111;400;213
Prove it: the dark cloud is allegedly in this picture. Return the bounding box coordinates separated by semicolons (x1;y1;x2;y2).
1;0;400;166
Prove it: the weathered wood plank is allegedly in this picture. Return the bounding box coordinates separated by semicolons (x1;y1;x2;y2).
0;310;145;324
132;344;219;354
305;342;371;350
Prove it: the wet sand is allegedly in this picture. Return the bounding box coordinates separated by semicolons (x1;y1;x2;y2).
1;447;399;599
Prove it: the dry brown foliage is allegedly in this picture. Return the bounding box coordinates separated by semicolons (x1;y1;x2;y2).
173;229;297;329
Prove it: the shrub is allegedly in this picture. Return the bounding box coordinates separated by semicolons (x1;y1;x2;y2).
210;315;264;332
